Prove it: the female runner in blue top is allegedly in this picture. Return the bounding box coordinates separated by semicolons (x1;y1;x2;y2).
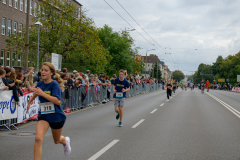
27;62;71;160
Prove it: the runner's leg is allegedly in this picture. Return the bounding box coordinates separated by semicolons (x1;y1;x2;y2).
34;121;50;160
115;107;120;114
51;128;66;145
167;90;169;99
119;106;123;122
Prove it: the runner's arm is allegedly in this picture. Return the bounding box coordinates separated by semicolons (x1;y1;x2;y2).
113;85;116;94
39;92;61;106
123;87;130;92
26;93;38;113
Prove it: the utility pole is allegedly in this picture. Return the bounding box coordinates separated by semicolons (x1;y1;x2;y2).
24;0;30;71
152;63;154;78
145;49;155;77
156;61;158;79
145;53;147;77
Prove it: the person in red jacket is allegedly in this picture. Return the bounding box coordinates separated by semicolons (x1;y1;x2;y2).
206;80;210;92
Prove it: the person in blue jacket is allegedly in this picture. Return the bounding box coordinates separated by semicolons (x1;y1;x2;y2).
27;62;71;160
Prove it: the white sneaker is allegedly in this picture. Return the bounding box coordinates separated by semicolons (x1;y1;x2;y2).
166;99;169;102
64;137;71;156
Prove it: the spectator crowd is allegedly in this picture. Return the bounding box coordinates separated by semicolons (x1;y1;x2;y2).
0;63;166;109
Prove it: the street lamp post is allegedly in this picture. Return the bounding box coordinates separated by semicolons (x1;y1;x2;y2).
35;21;42;72
145;49;155;77
125;29;135;32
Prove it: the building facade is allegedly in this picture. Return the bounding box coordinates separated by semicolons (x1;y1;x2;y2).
0;0;82;68
141;54;165;78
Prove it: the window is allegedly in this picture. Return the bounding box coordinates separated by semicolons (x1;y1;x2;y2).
30;0;32;15
34;2;37;17
20;0;23;11
25;0;27;13
8;20;12;36
13;22;17;35
3;0;6;4
78;8;81;19
6;51;10;67
18;54;21;66
14;0;18;9
2;18;6;35
19;23;23;36
0;50;4;66
9;0;12;7
12;52;16;67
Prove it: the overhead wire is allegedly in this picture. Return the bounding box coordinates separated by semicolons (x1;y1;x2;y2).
104;0;177;70
103;0;155;47
115;0;177;68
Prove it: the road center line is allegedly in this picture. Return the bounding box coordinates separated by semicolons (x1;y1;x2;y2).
150;109;157;114
88;140;119;160
131;119;145;128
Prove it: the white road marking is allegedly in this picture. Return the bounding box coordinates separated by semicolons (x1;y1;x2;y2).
150;109;158;114
160;103;164;106
131;119;145;128
88;140;119;160
206;92;240;118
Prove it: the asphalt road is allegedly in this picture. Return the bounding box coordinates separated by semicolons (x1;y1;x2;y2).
1;88;240;160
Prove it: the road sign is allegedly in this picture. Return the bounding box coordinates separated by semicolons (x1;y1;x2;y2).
51;53;62;71
237;75;240;82
218;79;225;82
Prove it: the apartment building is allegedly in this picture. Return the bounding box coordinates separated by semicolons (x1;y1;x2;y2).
0;0;82;68
141;54;165;78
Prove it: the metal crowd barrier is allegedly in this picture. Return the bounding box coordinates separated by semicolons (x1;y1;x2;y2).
61;83;163;111
1;83;163;130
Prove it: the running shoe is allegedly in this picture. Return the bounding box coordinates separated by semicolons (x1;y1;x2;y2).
64;137;71;156
119;122;123;127
116;114;120;120
166;99;169;102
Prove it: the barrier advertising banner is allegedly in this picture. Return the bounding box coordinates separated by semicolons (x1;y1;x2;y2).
0;91;18;120
17;91;40;123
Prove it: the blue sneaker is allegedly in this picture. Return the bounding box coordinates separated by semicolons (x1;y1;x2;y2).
116;114;119;120
119;122;123;127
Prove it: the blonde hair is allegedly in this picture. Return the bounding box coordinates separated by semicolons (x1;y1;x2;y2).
24;73;34;87
92;77;97;82
15;80;23;87
54;73;64;90
9;71;16;81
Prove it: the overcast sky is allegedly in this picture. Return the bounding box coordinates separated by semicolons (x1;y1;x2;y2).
77;0;240;75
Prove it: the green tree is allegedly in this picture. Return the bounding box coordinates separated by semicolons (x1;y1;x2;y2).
97;25;137;75
133;57;145;75
172;70;184;82
149;62;162;79
6;0;110;73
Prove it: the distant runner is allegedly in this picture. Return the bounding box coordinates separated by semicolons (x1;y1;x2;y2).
184;82;188;91
165;79;173;101
173;80;177;94
190;82;193;91
206;80;210;92
200;80;205;94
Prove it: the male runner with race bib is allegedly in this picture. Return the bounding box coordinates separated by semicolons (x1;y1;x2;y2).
113;69;130;127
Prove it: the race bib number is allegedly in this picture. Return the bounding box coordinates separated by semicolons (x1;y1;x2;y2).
167;86;171;89
41;102;55;114
116;92;123;98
